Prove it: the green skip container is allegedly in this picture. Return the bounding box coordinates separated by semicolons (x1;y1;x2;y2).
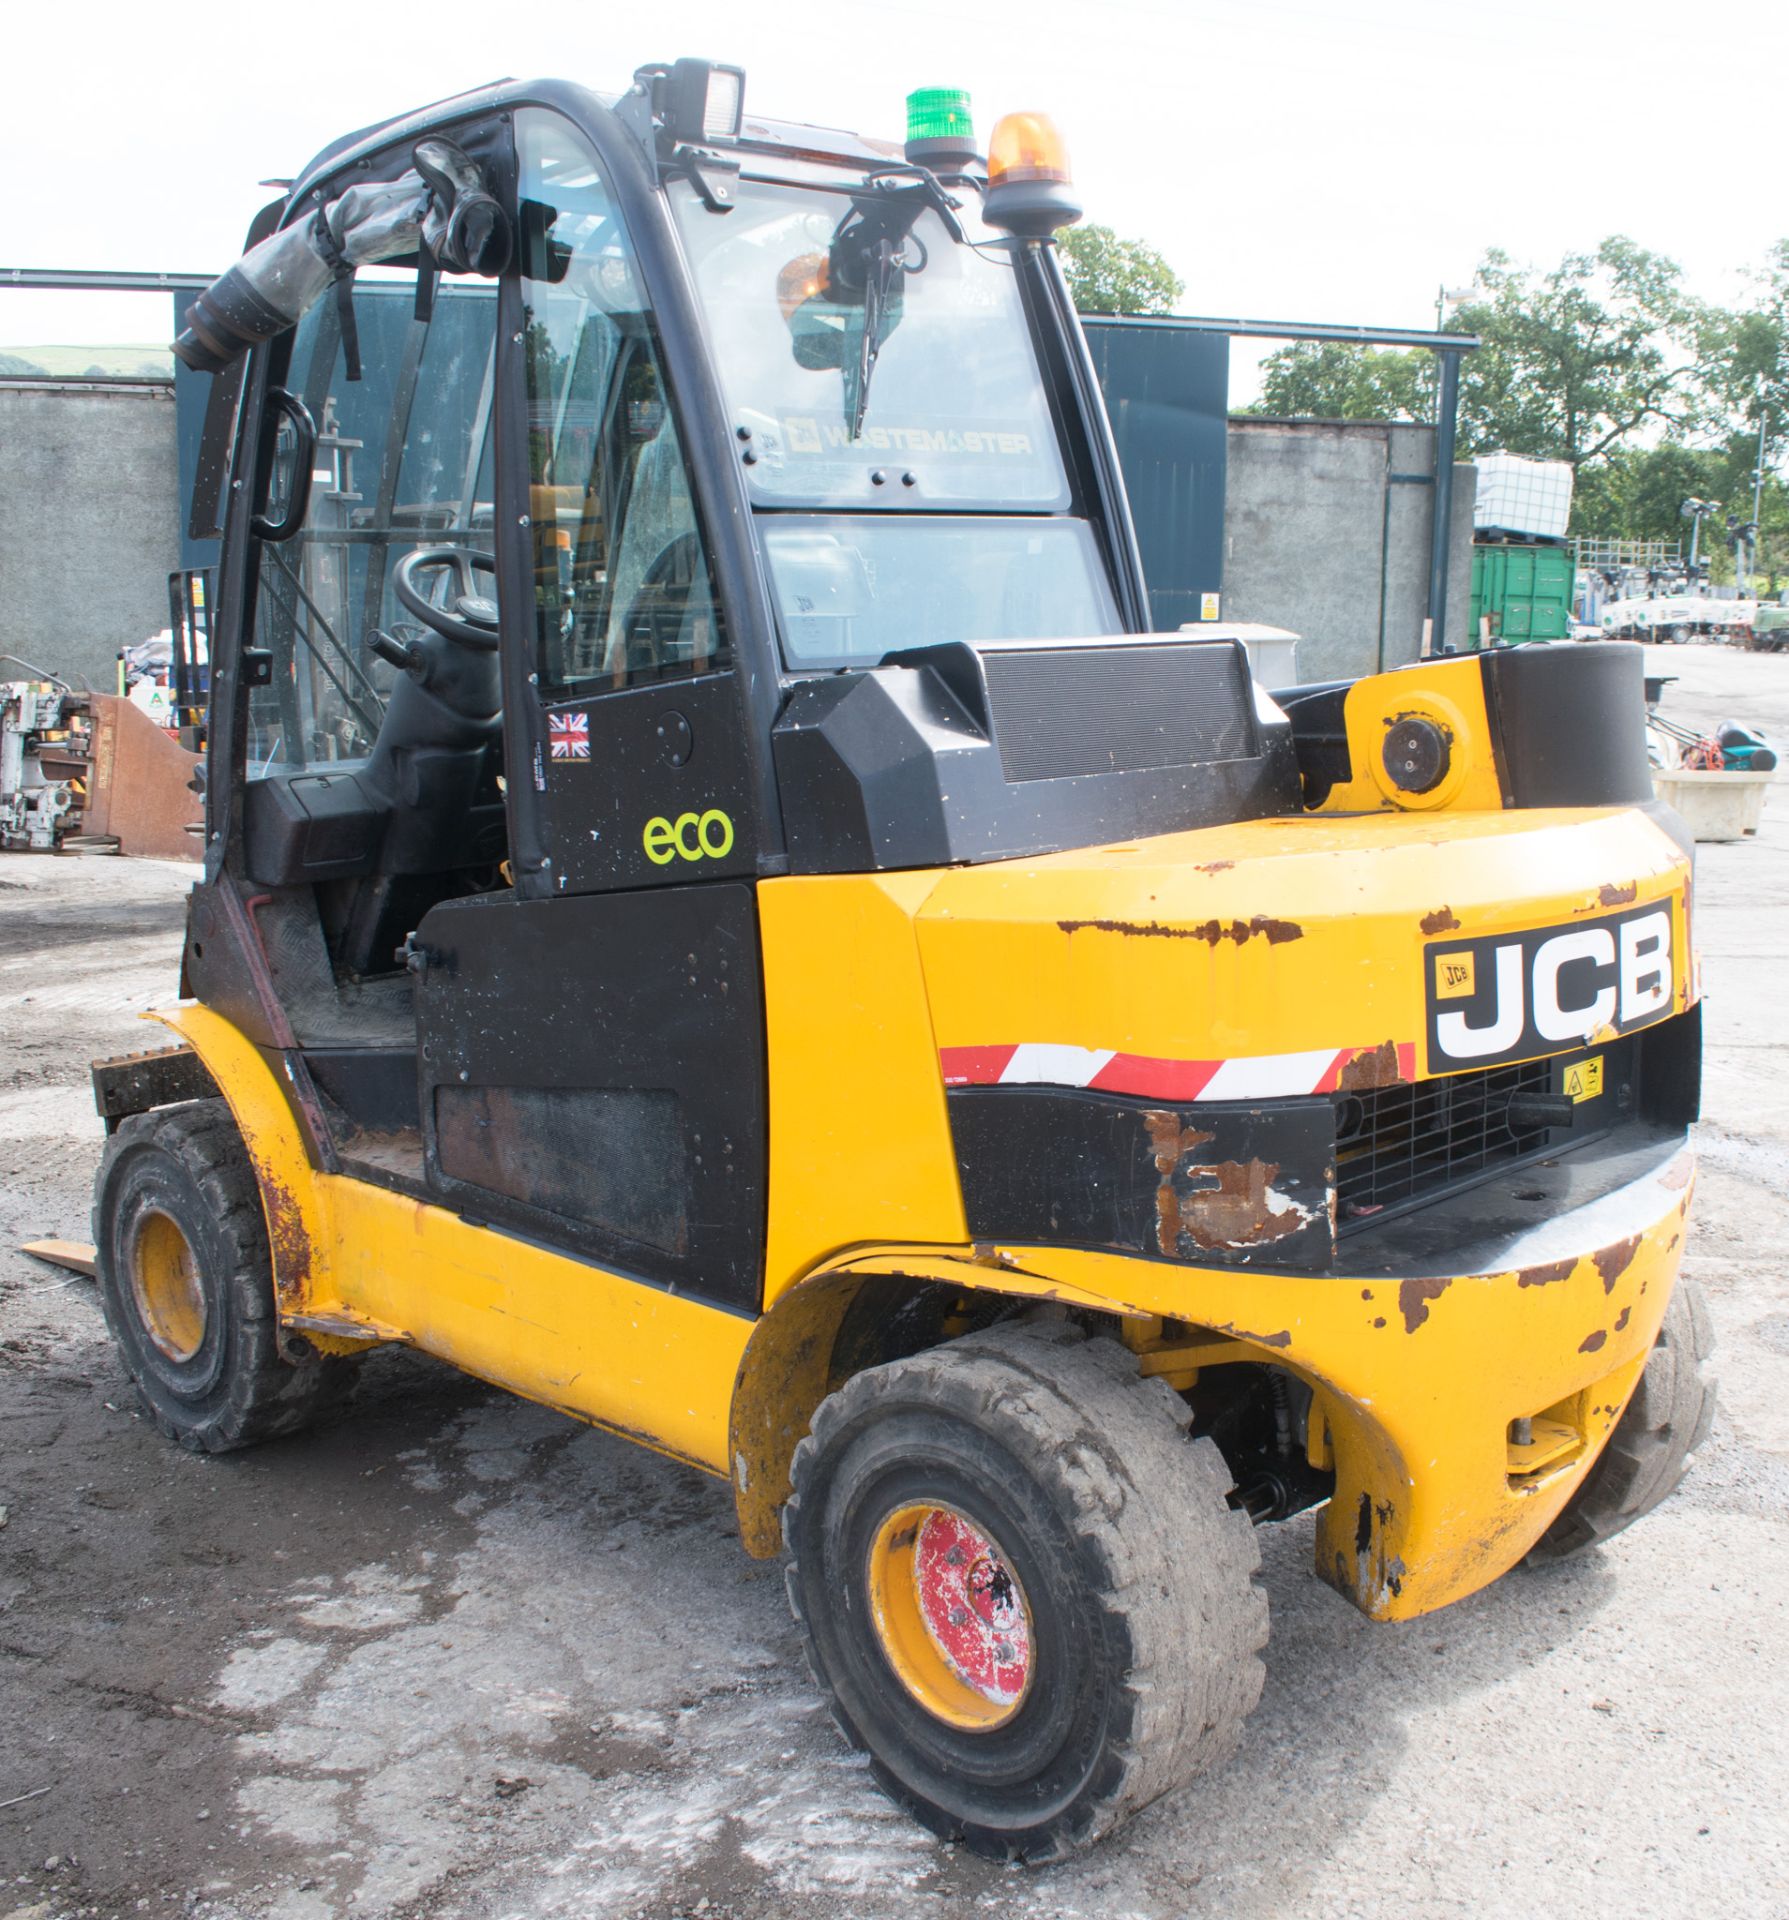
1469;542;1574;644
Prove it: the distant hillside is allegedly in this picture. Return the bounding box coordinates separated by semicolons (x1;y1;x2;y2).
0;343;173;378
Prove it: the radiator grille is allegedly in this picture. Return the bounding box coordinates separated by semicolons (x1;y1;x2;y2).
1335;1058;1553;1226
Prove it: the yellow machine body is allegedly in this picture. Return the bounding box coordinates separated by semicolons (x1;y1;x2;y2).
148;657;1699;1623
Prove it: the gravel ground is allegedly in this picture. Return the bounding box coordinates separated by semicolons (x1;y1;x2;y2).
2;643;1787;1920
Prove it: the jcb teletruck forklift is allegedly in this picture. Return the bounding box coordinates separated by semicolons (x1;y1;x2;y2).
92;64;1714;1858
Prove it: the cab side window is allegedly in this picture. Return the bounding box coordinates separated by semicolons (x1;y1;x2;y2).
248;267;498;773
518;111;727;697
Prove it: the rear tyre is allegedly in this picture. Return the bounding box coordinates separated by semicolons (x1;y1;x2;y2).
93;1099;353;1452
783;1322;1267;1861
1526;1273;1717;1565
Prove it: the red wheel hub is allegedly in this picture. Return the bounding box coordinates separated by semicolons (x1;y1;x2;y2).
911;1507;1032;1709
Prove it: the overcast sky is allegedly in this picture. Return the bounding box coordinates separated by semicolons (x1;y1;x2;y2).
5;0;1783;399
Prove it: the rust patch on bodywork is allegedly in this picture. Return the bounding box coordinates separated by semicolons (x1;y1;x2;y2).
1177;1160;1304;1250
1192;915;1303;947
1059;915;1302;946
1060;917;1210;941
1592;1234;1641;1294
1338;1040;1406;1090
1579;1329;1608;1353
1397;1276;1451;1332
259;1175;312;1304
1142;1113;1309;1255
1660;1156;1693;1191
1194;859;1235;873
1419;906;1461;934
1205;1320;1289;1351
1143;1113;1217;1167
1518;1256;1578;1289
1598;881;1638;907
1615;1305;1631;1332
1143;1112;1216;1256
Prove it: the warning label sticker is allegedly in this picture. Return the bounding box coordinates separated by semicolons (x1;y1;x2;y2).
1564;1055;1604;1103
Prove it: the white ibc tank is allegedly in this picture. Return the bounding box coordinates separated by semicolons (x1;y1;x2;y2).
1474;453;1574;540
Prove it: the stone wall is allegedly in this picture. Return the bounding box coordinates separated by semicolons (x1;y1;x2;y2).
0;379;181;690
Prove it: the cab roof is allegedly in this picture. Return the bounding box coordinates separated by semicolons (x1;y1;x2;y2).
287;74;899;211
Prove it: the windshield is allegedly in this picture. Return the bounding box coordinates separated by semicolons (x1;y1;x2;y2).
670;170;1068;511
764;515;1120;668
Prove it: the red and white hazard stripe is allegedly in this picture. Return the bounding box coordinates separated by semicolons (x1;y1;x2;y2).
938;1041;1416;1101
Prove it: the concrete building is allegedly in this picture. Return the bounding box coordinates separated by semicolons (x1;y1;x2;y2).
0;377;181;690
1222;417;1477;681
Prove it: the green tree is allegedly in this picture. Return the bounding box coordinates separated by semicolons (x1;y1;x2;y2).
1446;238;1701;468
1570;442;1724;542
1252;341;1434;422
1563;435;1789;582
1058;224;1183;316
1697;242;1789;450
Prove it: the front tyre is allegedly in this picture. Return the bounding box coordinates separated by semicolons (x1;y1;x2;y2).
783;1323;1267;1861
94;1099;353;1452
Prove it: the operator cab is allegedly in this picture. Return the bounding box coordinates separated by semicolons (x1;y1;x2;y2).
182;65;1295;1302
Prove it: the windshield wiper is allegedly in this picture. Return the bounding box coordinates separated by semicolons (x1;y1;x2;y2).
842;232;902;440
830;172;965;440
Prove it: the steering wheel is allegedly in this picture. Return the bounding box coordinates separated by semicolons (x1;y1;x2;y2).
619;534;704;671
393;546;502;651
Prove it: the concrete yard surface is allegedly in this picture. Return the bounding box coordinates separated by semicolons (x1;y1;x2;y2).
2;644;1787;1919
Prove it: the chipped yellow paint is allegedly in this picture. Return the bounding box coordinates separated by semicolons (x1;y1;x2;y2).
145;1003;323;1304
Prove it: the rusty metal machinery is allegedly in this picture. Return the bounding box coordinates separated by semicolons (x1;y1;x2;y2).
0;681;205;859
0;682;91;850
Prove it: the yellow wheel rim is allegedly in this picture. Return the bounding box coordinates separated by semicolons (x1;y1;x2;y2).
866;1502;1035;1731
129;1210;206;1363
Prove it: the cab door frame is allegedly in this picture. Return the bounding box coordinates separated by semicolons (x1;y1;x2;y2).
485;85;790;901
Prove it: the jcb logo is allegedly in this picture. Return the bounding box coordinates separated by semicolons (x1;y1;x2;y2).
643;809;735;866
1427;905;1673;1068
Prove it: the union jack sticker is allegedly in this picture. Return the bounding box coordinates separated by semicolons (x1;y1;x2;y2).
548;710;590;761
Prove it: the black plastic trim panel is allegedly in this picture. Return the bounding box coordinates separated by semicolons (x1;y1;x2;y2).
948;1085;1336;1272
1479;641;1654;808
774;640;1300;872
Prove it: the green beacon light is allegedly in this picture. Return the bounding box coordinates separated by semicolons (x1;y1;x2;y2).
904;87;979;172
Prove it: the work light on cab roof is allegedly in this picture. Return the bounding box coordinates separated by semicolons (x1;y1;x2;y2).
645;56;747;144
